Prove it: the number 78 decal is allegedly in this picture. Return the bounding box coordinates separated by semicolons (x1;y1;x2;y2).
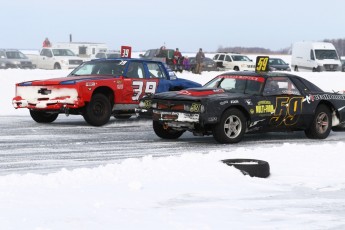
132;81;157;100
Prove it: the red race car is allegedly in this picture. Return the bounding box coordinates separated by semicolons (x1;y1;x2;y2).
13;58;201;126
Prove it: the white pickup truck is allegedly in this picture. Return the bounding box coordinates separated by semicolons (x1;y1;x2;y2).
27;48;84;70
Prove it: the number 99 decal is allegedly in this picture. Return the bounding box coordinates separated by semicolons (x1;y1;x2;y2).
132;81;157;101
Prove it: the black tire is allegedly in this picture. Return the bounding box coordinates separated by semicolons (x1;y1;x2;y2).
153;120;184;139
54;63;61;69
305;104;331;139
233;66;240;71
83;94;111;126
30;110;59;123
212;108;246;144
222;159;270;178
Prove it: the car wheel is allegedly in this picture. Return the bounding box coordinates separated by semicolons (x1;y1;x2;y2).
305;104;331;139
83;93;111;126
222;159;270;178
54;63;61;69
30;110;59;123
212;108;246;144
234;66;240;71
153;121;184;139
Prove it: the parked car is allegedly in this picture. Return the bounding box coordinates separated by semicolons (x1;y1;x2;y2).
94;51;121;59
13;58;201;126
341;59;345;72
188;57;218;72
139;48;175;68
0;49;35;69
213;53;255;71
268;58;291;71
141;71;345;144
26;48;84;70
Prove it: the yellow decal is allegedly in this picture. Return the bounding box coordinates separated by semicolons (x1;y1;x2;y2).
256;56;269;72
190;103;201;112
270;96;304;126
256;104;275;114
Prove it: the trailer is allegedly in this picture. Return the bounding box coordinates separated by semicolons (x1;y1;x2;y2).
53;42;108;59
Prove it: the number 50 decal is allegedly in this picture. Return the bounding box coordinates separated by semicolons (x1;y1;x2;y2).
132;81;157;101
256;56;269;72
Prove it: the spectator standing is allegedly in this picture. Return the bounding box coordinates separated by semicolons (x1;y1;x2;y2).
183;56;191;71
42;38;51;47
173;48;182;71
195;48;205;74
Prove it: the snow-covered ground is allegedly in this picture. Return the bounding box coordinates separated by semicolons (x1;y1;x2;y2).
1;55;345;229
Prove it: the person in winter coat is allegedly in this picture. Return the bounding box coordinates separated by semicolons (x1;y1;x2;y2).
195;48;205;74
183;56;191;71
43;38;51;47
173;48;182;71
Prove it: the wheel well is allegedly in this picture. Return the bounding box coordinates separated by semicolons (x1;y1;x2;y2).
223;105;250;124
318;100;339;123
92;87;114;106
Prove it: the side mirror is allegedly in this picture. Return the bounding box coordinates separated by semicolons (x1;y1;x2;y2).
139;54;144;57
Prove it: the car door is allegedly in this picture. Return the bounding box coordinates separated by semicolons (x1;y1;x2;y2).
121;61;159;105
262;77;304;131
40;49;54;69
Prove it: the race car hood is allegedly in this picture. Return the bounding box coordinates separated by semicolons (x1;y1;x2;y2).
153;88;241;101
17;75;118;86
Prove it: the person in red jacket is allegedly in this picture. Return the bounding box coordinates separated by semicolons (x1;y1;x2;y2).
173;48;182;71
43;38;51;47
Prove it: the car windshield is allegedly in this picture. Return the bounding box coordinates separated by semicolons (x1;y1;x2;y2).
6;51;27;59
231;55;251;61
52;49;76;56
204;75;264;95
315;50;339;60
269;58;286;65
69;60;126;76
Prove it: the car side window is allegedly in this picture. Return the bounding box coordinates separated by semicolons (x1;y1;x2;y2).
219;54;225;61
263;77;301;96
126;62;144;78
225;55;231;62
213;54;219;60
147;63;167;79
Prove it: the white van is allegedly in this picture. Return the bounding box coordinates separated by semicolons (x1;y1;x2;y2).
291;41;342;72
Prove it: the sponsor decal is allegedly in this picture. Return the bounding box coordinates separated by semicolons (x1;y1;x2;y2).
245;99;253;105
117;84;124;89
230;100;239;104
312;94;345;101
190;103;201;112
220;100;228;105
256;101;274;114
218;75;265;82
208;117;217;122
250;109;255;114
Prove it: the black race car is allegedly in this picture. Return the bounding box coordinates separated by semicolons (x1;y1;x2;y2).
141;71;345;144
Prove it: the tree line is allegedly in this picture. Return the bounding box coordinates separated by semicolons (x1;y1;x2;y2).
216;38;345;56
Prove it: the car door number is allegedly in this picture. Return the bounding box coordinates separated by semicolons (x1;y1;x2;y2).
132;81;157;101
270;97;303;126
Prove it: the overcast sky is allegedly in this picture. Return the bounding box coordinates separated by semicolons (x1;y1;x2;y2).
2;0;345;52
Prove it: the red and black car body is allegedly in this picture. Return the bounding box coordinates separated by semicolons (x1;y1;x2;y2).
145;71;345;143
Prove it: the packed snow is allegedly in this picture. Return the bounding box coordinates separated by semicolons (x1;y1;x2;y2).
1;54;345;229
